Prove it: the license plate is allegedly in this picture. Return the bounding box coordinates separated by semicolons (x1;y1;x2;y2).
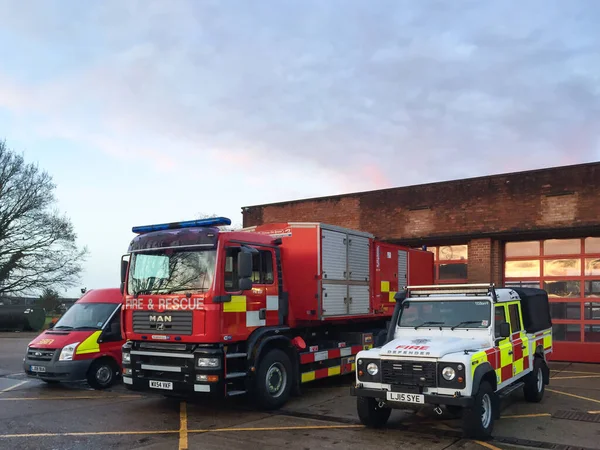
149;380;173;390
386;391;424;404
30;365;46;373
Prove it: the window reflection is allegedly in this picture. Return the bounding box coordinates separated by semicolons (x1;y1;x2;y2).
550;302;581;320
585;281;600;297
544;280;581;298
544;239;581;255
584;325;600;342
553;324;581;342
585;237;600;254
584;302;600;320
438;245;467;261
505;241;540;258
585;258;600;276
544;259;581;277
505;260;540;278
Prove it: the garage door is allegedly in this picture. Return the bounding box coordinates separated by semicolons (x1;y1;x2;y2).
504;237;600;363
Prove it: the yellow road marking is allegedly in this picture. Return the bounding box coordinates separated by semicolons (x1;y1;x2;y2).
179;401;188;450
500;413;551;419
0;424;364;439
0;381;28;393
553;375;600;380
474;440;502;450
0;395;142;401
547;388;600;405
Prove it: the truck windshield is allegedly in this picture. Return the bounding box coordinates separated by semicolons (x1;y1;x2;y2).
398;300;491;329
128;249;217;295
53;303;118;330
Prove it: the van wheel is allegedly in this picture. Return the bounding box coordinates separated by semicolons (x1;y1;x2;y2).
357;397;391;428
87;358;118;390
462;381;495;440
524;357;546;403
253;349;293;410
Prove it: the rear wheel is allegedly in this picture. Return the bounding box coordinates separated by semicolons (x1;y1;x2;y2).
524;357;546;403
87;358;119;390
357;397;392;428
253;349;293;410
462;381;495;440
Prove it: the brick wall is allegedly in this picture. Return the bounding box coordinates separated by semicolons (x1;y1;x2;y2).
242;162;600;286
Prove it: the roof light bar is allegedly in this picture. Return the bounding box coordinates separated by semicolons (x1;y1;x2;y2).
405;283;495;297
132;217;232;234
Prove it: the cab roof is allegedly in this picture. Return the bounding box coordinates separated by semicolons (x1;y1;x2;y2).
77;288;123;304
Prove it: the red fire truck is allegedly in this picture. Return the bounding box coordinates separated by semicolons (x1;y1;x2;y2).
120;217;433;409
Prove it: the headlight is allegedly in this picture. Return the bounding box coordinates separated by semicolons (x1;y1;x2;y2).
59;342;80;361
367;363;379;376
197;357;220;368
122;352;131;364
442;366;456;381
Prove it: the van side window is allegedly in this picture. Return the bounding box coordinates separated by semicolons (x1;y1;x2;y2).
508;303;522;333
251;250;274;285
224;248;241;292
494;306;507;339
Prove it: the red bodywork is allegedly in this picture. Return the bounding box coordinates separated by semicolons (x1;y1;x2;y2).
122;222;434;345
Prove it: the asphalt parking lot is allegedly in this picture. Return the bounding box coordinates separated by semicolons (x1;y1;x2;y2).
1;333;599;450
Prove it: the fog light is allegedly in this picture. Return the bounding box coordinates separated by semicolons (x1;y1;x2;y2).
196;374;219;382
123;368;132;375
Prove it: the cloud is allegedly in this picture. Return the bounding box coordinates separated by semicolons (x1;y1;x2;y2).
1;0;599;196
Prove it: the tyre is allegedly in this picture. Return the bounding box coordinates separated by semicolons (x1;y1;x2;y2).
357;396;392;428
462;381;495;440
523;357;546;403
253;348;293;410
87;358;119;390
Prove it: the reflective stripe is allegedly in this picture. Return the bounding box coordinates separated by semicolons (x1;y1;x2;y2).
223;295;246;312
381;281;390;292
75;331;102;355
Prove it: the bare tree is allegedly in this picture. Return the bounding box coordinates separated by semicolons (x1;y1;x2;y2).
0;140;88;296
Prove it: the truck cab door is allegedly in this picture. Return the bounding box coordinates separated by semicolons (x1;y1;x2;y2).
507;302;529;378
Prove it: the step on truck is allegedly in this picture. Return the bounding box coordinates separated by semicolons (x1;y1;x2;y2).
351;283;553;440
119;217;434;409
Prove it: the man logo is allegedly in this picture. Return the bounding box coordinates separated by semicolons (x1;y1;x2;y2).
156;323;165;331
149;315;172;323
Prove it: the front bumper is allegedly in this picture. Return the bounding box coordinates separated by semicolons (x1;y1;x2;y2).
23;357;92;382
122;375;221;397
350;385;474;408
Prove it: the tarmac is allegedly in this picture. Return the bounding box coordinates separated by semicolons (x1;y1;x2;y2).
1;332;599;450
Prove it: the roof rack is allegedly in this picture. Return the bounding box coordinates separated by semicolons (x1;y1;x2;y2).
403;283;497;301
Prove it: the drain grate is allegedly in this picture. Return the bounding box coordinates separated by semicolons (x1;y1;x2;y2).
493;435;598;450
552;410;600;424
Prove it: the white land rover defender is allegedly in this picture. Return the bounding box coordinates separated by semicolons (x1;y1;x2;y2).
351;283;553;440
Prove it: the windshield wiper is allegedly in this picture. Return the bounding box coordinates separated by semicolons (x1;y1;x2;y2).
414;321;444;330
72;326;100;331
451;321;482;330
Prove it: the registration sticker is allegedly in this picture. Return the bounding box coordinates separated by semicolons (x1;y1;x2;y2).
482;320;489;326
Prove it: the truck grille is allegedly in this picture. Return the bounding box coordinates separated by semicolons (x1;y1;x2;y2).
381;360;437;387
132;311;193;335
27;348;57;361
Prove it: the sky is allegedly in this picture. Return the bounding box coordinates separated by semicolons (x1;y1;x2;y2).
1;0;599;297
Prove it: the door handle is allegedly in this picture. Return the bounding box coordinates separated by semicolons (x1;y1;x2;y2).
259;308;266;320
521;345;526;349
508;351;513;355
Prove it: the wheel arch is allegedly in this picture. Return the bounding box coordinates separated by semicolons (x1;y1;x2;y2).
472;362;497;395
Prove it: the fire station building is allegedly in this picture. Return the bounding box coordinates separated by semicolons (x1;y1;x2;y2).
242;162;600;364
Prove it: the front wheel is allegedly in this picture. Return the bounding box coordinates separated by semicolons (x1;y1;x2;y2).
462;381;495;440
87;358;119;390
253;349;293;410
357;397;392;428
524;357;546;403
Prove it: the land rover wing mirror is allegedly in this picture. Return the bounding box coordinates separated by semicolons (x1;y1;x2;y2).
498;321;511;339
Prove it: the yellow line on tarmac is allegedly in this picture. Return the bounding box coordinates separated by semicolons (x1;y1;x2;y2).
0;381;28;393
474;440;502;450
551;370;600;375
0;424;364;439
179;401;188;450
547;388;600;405
553;375;600;380
0;395;142;401
588;411;600;414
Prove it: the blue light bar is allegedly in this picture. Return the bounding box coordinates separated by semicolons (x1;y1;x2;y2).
132;217;232;234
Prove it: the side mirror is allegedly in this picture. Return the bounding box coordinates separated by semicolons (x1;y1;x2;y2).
120;256;129;295
237;252;253;279
498;321;511;339
394;289;407;303
238;278;253;291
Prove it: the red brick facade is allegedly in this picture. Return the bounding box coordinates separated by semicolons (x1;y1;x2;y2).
242;162;600;286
